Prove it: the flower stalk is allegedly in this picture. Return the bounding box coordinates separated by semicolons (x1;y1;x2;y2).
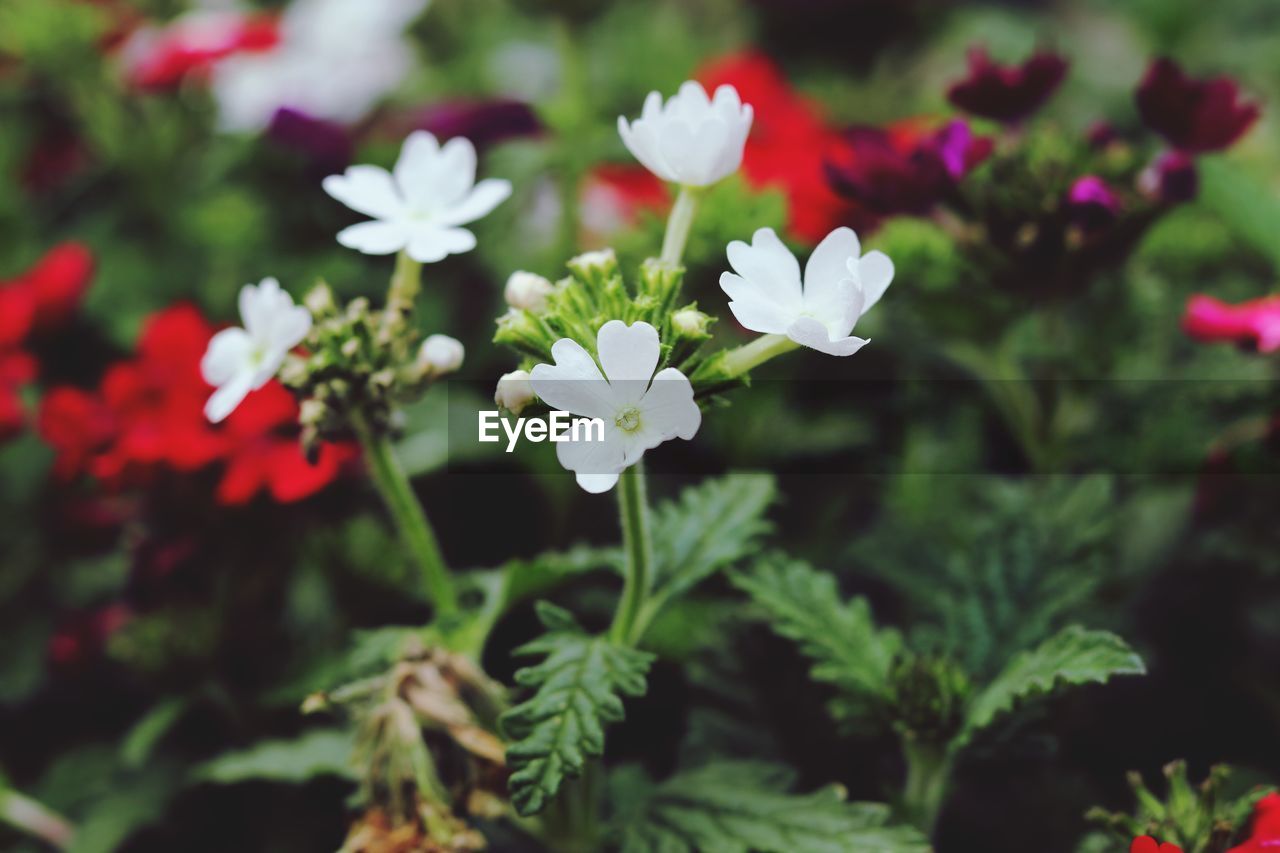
659;187;701;268
718;333;799;378
609;462;654;646
902;739;952;837
0;788;75;851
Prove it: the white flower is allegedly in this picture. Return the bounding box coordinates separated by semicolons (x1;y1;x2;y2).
201;278;312;423
530;321;700;493
719;226;894;356
504;271;554;313
211;0;429;131
322;131;512;263
418;334;464;376
617;81;753;187
495;369;535;414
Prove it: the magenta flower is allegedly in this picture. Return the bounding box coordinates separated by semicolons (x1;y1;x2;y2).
946;47;1069;123
1066;176;1121;231
1183;294;1280;353
1136;58;1260;153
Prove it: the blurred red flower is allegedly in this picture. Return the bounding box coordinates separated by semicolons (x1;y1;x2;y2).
1130;837;1182;853
1136;58;1260;153
947;46;1069;123
1228;792;1280;852
39;304;351;505
827;119;992;217
698;52;868;243
1182;294;1280;354
122;10;280;91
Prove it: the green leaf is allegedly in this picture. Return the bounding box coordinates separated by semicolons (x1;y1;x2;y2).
732;557;901;712
193;728;357;784
1198;156;1280;272
613;761;930;853
499;602;654;816
958;626;1146;748
647;473;776;606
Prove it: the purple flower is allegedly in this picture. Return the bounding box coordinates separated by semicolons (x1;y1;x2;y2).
416;99;541;150
1139;151;1198;204
266;108;353;175
1135;58;1260;153
947;47;1069;123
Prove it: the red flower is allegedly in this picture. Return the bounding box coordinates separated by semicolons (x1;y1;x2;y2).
1182;294;1280;354
1131;837;1182;853
947;46;1069;123
1136;58;1260;153
697;52;867;243
122;10;280;91
1228;792;1280;852
581;165;671;240
826;119;992;217
39;304;350;505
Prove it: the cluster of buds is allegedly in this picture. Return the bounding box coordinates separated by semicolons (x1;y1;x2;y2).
882;653;971;745
280;281;464;455
492;250;714;413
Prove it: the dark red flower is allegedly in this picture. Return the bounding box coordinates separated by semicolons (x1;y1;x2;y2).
827;119;992;217
698;52;868;242
1130;838;1182;853
1136;58;1260;153
123;10;280;91
416;99;542;150
1139;150;1199;204
266;108;354;175
947;46;1069;123
1183;294;1280;353
1228;792;1280;852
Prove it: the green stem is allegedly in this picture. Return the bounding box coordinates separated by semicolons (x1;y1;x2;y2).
902;739;952;837
659;187;701;268
551;17;589;261
718;333;799;379
609;462;653;646
388;251;423;315
353;414;457;615
0;788;75;850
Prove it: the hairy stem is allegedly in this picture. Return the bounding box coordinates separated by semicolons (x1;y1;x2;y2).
718;333;800;378
609;462;654;646
0;789;75;850
659;187;701;268
902;739;952;837
353;414;457;615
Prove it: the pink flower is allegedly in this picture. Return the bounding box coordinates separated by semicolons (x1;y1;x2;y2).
1182;294;1280;353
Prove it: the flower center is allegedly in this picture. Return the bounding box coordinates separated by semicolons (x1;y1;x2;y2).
614;406;642;433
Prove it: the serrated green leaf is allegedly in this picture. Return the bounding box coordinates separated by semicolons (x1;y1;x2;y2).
958;626;1145;747
193;728;357;784
732;557;901;711
499;605;654;816
613;761;929;853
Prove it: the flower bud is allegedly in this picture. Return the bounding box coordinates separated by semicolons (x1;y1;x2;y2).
304;282;336;317
504;271;555;313
418;334;464;377
567;248;618;279
495;369;535;414
671;307;711;338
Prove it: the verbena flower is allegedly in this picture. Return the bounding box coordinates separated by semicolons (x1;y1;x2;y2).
1182;294;1280;353
1136;58;1260;153
1066;175;1121;231
719;226;893;356
322;131;512;263
120;9;280;91
617;81;753;187
946;46;1069;123
1130;838;1181;853
1228;792;1280;852
201;278;312;423
529;321;700;493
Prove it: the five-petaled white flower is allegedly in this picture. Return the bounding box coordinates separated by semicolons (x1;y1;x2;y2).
322;131;512;263
617;81;753;188
201;278;312;423
530;321;701;494
719;226;894;356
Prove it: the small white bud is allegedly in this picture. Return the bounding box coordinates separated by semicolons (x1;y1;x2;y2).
504;271;555;313
419;334;464;376
495;369;535;414
568;248;616;273
671;308;710;337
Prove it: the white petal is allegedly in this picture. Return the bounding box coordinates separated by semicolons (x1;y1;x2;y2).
719;272;793;334
556;427;626;480
201;327;252;386
437;178;512;226
322;165;403;219
618;116;675;183
596;320;659;384
727;228;803;308
337;220;410;255
856;250;894;315
639;367;701;442
530;338;616;420
434;136;479;204
204;371;254;423
575;471;621;493
804;227;861;308
785;317;870;357
392;130;441;197
405;226;476;263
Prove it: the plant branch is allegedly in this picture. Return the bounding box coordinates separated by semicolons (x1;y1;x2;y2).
609;462;654;646
659;187;701;268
